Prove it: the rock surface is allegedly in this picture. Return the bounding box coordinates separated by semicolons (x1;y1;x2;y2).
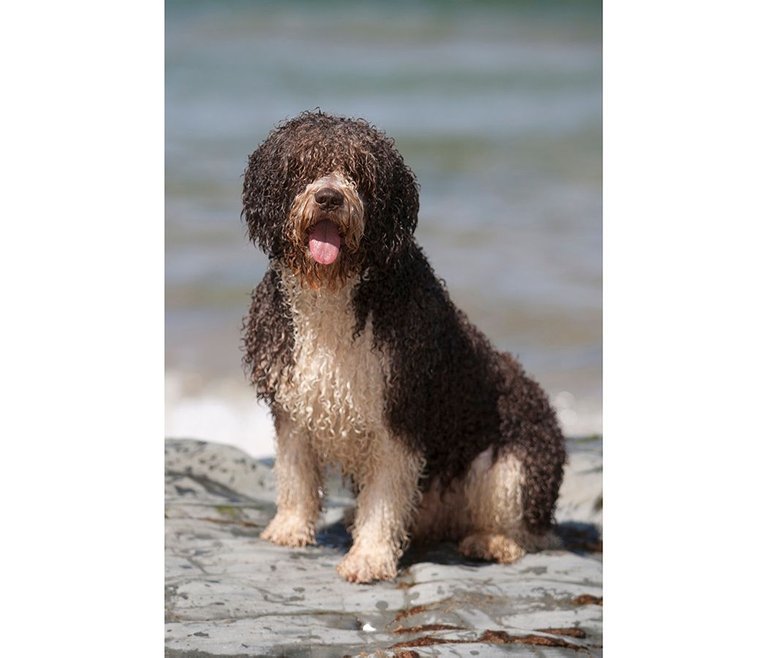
165;438;603;657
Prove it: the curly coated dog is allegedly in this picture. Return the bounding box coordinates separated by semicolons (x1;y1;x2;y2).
242;111;565;583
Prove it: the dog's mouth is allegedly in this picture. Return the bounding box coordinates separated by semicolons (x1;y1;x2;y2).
308;219;342;265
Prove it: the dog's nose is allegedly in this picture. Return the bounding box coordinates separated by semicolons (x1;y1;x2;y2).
314;187;344;209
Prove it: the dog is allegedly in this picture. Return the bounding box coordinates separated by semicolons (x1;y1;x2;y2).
242;111;565;583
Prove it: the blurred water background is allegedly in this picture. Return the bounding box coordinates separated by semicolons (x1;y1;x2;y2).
165;0;602;457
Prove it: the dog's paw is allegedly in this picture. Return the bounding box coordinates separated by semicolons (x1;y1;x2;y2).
459;532;526;564
337;547;398;583
261;513;316;547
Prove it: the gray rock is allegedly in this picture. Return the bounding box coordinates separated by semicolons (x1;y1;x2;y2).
165;437;603;657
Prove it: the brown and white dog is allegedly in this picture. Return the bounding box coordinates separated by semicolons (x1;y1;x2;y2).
242;111;565;583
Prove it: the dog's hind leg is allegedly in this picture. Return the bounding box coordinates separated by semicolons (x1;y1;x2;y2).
337;436;423;583
261;412;322;547
458;448;532;563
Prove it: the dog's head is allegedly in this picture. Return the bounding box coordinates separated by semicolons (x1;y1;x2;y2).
242;111;419;288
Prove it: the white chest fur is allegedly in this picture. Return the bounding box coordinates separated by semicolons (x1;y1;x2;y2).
275;272;389;473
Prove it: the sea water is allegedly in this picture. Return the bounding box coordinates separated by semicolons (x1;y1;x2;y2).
165;0;602;457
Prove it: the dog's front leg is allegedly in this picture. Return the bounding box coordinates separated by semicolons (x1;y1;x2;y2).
261;412;322;547
337;438;423;583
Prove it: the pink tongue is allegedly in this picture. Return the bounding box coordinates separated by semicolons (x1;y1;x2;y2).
308;220;341;265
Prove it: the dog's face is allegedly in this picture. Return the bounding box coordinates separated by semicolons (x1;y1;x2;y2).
243;111;420;288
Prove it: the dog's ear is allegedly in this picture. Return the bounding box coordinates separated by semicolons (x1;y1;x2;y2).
242;140;291;259
359;138;420;269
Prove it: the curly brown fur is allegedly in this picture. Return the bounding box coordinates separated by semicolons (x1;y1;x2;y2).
242;111;419;269
242;268;294;405
352;251;565;534
242;110;565;582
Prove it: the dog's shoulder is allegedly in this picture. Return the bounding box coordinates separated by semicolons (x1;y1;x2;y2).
353;245;489;363
351;245;450;339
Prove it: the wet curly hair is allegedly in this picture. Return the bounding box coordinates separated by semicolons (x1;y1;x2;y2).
242;111;419;271
242;110;564;535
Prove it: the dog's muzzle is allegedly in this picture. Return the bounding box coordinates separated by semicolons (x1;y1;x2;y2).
296;173;363;267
